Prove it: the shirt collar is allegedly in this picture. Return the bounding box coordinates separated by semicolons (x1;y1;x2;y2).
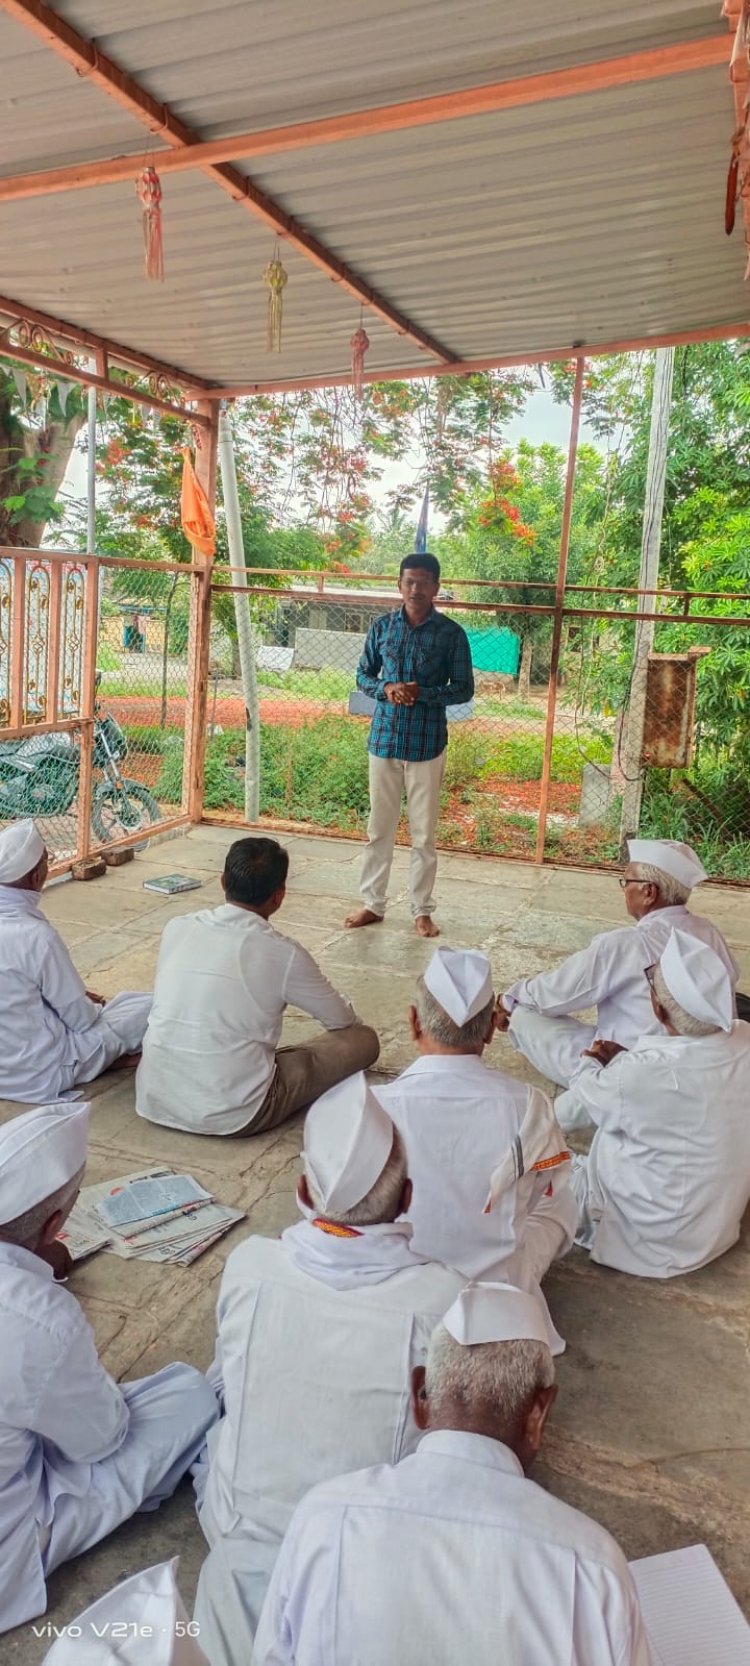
0;885;42;916
400;1053;490;1078
0;1239;54;1280
213;903;270;928
397;604;436;630
418;1429;525;1477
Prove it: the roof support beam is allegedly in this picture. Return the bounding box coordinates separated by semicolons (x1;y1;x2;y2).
202;315;750;399
0;31;730;207
0;290;210;390
0;338;210;424
0;0;453;362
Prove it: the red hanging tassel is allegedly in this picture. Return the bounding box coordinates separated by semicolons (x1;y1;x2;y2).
350;325;370;399
136;165;165;281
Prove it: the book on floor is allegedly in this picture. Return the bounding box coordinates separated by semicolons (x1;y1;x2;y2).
143;874;203;894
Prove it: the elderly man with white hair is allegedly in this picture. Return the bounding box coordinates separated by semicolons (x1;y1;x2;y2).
254;1282;652;1666
0;819;151;1103
0;1101;218;1635
566;929;750;1278
496;839;738;1116
376;947;577;1353
192;1075;463;1666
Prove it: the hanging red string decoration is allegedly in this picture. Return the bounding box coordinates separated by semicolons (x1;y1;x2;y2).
136;165;165;282
350;325;370;399
264;251;288;352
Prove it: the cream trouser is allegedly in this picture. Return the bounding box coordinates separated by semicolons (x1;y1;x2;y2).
360;751;445;918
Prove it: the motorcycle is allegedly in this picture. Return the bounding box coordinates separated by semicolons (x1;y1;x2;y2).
0;673;162;845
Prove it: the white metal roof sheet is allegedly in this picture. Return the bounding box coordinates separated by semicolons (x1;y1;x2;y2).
0;1;742;386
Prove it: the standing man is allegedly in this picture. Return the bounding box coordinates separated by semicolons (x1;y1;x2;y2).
345;554;473;939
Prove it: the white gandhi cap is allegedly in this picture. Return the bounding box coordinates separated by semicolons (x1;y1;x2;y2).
0;817;45;883
304;1072;395;1215
627;838;707;890
0;1102;89;1224
659;928;734;1032
443;1281;552;1348
42;1558;209;1666
423;946;494;1026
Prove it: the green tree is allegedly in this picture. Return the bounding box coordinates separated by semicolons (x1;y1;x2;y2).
437;440;604;696
0;365;86;547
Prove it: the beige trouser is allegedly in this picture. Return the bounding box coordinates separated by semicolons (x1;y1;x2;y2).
360;751;445;918
232;1023;380;1135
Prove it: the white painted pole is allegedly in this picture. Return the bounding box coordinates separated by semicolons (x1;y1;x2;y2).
217;407;260;821
620;346;675;846
86;382;97;552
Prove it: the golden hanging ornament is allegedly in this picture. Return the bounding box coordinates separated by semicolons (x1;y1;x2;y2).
350;325;370;400
264;251;288;353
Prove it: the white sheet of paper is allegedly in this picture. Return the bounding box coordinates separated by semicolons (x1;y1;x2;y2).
630;1544;750;1665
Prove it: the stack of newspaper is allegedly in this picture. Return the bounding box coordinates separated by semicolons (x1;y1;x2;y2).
59;1167;245;1266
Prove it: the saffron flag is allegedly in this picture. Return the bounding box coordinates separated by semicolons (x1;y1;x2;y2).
180;448;216;557
415;487;429;554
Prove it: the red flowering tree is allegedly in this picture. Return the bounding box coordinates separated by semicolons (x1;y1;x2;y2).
444;440;603;697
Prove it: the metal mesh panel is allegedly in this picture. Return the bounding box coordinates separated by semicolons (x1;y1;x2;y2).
0;555;90;866
0;552;194;870
206;578;750;883
88;563;193;850
544;608;750;880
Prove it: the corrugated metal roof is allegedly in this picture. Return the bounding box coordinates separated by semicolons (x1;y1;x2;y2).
0;1;742;385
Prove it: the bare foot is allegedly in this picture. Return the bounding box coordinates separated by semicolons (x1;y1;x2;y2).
344;908;384;930
415;915;440;938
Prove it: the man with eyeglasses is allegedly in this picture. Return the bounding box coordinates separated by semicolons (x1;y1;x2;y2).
495;840;738;1123
565;929;750;1278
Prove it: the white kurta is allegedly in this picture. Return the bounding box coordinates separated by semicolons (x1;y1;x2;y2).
136;903;357;1134
375;1054;577;1349
0;886;151;1104
254;1430;653;1666
193;1224;463;1665
568;1021;750;1277
504;905;739;1087
0;1241;218;1634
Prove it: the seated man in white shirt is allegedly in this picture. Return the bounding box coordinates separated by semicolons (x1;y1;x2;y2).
496;839;738;1116
254;1282;652;1666
567;929;750;1278
42;1560;209;1666
375;947;577;1353
0;819;151;1104
192;1076;463;1666
136;836;379;1136
0;1102;218;1636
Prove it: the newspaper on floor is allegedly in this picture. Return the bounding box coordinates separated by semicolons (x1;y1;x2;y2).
63;1167;245;1265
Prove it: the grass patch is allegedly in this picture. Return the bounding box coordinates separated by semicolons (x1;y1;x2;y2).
258;667;353;702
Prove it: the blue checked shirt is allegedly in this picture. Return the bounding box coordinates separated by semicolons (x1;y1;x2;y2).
356;606;474;762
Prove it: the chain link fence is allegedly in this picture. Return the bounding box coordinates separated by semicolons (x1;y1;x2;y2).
204;574;750;882
0;550;200;872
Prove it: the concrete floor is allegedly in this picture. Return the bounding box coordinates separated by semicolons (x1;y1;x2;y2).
3;827;750;1660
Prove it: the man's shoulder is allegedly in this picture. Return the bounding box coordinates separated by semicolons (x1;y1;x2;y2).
0;1258;85;1346
519;1474;633;1576
435;609;468;637
223;1233;287;1280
